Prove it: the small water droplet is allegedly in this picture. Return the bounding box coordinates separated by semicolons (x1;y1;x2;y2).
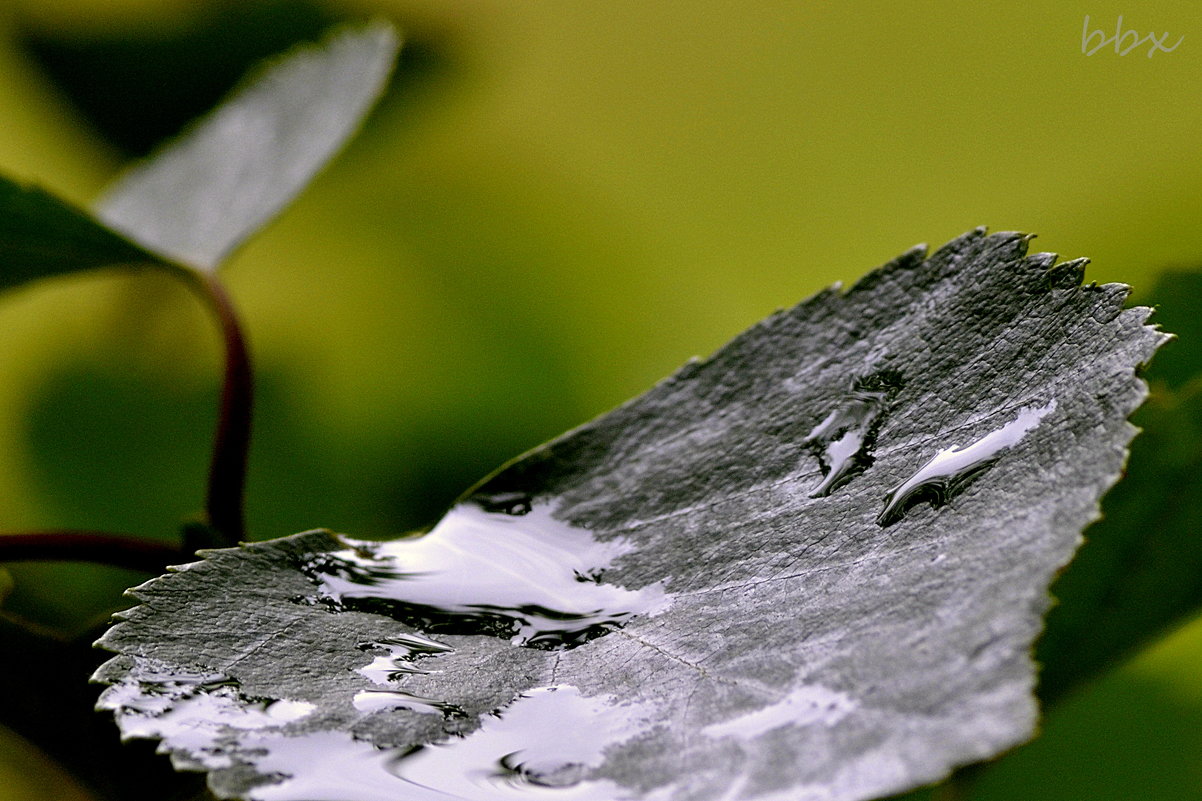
478;492;534;516
357;633;455;684
877;400;1057;526
804;372;902;497
304;500;664;649
353;690;465;717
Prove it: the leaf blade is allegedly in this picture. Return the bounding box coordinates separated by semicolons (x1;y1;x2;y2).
96;20;399;271
95;230;1165;801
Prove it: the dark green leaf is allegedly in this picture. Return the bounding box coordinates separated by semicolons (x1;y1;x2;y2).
0;615;204;801
95;230;1163;801
1131;270;1202;391
96;21;399;271
1037;271;1202;702
0;177;172;291
19;0;340;157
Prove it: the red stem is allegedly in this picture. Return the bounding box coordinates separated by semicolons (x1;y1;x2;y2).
0;531;185;573
0;271;251;573
199;273;253;545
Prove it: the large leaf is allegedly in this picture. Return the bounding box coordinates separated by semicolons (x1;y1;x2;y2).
94;230;1163;801
0;176;173;290
96;21;398;271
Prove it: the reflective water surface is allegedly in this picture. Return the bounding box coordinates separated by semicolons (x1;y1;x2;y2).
103;656;645;800
369;686;643;801
305;500;663;649
804;374;901;497
357;632;455;683
352;689;464;717
877;400;1057;525
247;686;643;801
98;658;317;770
102;495;669;799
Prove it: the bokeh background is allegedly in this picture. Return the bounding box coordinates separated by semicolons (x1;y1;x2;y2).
0;0;1200;798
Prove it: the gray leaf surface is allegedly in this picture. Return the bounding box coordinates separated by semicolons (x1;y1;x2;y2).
95;230;1164;801
96;21;398;271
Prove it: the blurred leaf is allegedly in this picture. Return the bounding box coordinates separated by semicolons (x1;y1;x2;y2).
24;362;212;539
1133;270;1202;391
0;616;204;801
0;722;98;801
0;562;146;639
96;20;399;271
1037;272;1202;703
0;567;11;606
969;655;1202;801
24;361;384;541
0;176;171;290
95;230;1161;801
17;0;339;157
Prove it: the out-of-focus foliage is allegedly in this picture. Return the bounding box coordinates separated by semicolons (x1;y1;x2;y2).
0;176;169;289
0;1;1201;799
97;19;397;269
1137;271;1202;391
0;724;95;801
1039;365;1202;702
20;1;339;157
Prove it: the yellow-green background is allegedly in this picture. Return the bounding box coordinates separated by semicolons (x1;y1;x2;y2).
1;1;1200;798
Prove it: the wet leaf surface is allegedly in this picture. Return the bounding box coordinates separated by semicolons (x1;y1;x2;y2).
96;21;398;271
95;230;1163;801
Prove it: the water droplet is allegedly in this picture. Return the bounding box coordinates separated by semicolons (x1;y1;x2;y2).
304;500;664;649
804;372;902;497
877;400;1057;526
357;633;455;684
353;690;465;717
477;492;534;516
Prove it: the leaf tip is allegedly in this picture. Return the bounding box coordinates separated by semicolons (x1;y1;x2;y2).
1044;256;1088;289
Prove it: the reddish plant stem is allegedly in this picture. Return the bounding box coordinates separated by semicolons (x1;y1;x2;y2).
198;272;253;546
0;531;184;573
0;272;252;573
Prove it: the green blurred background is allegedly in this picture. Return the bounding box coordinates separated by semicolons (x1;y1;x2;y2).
0;0;1200;798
